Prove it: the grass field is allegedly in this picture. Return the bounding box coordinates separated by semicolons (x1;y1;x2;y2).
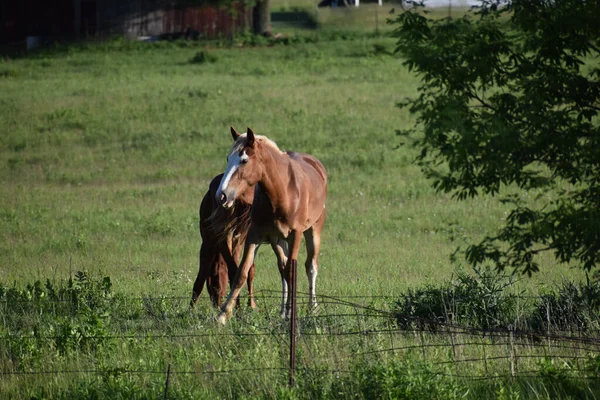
0;12;596;398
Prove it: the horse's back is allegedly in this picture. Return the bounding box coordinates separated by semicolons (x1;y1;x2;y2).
286;151;327;185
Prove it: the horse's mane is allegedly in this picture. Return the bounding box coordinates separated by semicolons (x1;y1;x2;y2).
231;133;284;155
205;198;252;245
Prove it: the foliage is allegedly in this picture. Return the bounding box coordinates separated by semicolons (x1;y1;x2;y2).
0;272;114;371
189;50;218;64
530;275;600;333
394;267;600;333
537;357;589;398
0;271;113;318
349;358;463;400
292;357;463;400
394;266;520;330
391;1;600;275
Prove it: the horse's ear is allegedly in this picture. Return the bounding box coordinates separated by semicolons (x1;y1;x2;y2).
246;127;255;147
230;126;241;141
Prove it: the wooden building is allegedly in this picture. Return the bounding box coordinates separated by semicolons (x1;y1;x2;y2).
1;0;252;48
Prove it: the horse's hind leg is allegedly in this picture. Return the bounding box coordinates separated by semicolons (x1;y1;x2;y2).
214;254;229;307
271;239;289;318
304;210;326;312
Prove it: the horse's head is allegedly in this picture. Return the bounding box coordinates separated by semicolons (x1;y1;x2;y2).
216;126;263;209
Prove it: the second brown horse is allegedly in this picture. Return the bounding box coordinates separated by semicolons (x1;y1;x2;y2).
190;173;256;308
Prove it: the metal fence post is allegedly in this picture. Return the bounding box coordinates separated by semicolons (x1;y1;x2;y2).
289;259;298;387
163;363;171;400
509;327;516;382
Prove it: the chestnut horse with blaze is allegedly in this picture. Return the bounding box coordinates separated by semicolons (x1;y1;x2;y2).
190;173;256;308
215;127;327;323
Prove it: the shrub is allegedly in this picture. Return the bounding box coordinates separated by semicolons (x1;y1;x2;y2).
394;267;520;330
393;268;600;334
189;51;217;64
530;276;600;333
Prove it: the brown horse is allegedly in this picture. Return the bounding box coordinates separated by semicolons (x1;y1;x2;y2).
215;127;327;323
190;173;257;308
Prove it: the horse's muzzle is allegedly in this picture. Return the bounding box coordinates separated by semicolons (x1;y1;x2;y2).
217;189;235;209
219;193;228;207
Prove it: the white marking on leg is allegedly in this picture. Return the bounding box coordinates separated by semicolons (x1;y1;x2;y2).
218;290;237;323
308;261;318;309
280;278;288;318
271;239;289;319
280;251;289;318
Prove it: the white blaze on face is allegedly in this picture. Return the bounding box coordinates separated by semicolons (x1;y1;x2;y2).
216;150;249;203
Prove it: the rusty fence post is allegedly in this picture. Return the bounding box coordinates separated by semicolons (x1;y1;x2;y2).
289;259;298;387
163;363;172;400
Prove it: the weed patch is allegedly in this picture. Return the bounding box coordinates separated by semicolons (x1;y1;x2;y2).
393;268;600;333
189;50;217;64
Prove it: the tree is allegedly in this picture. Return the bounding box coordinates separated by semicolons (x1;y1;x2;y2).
253;0;271;36
391;1;600;275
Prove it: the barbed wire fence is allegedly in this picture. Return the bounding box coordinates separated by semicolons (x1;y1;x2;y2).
2;285;600;399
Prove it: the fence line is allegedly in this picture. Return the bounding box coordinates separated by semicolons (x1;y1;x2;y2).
0;367;287;376
0;288;561;302
3;325;600;345
4;291;600;343
3;365;599;381
0;290;400;304
2;291;600;387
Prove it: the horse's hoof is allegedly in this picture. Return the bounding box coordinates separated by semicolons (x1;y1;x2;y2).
216;313;229;325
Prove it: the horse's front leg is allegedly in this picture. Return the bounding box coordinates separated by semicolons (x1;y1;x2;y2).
284;230;304;320
219;233;242;307
217;238;260;324
234;239;257;309
246;262;257;309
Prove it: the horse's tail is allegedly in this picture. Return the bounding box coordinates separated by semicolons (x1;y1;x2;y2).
191;242;217;307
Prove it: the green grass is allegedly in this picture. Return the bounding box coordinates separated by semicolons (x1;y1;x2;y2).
0;37;582;296
0;31;595;398
270;0;472;35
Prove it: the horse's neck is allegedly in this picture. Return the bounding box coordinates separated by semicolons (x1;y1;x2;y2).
238;184;254;206
257;148;292;212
